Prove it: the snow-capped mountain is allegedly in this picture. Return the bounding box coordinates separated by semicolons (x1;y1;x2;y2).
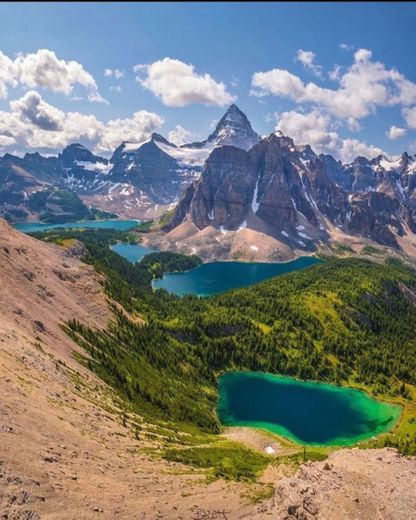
3;103;416;254
188;103;261;152
0;104;262;220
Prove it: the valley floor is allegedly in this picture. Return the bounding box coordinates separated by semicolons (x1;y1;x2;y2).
142;218;416;264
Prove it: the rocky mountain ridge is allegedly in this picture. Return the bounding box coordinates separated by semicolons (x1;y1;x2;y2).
163;120;416;255
2;103;416;257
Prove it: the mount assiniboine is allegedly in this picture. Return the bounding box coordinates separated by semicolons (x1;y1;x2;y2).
3;104;416;258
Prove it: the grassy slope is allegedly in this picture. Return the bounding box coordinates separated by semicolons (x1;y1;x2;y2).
30;229;416;477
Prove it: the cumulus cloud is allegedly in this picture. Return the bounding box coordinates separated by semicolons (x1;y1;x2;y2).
252;48;416;124
386;125;407;140
104;68;125;79
276;109;383;162
10;90;64;131
0;51;17;98
277;110;337;151
0;91;163;154
109;85;122;93
168;125;194;145
134;57;236;107
295;49;322;78
98;110;164;152
0;49;105;103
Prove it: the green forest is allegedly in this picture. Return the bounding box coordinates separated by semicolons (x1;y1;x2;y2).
33;228;416;454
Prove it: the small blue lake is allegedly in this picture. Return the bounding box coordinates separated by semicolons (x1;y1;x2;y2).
153;256;322;296
110;242;156;263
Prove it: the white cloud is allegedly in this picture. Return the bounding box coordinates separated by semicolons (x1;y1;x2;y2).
0;49;105;103
339;43;354;52
104;68;125;79
386;125;407;140
251;69;305;99
296;49;322;78
14;49;99;96
277;109;337;151
402;106;416;129
265;111;279;124
134;57;236;107
329;65;343;82
87;91;109;104
0;51;17;98
10;90;64;131
0;135;16;147
168;125;194;145
339;138;383;163
251;48;416;124
98;110;164;152
109;85;122;93
276;109;383;162
0;91;163;154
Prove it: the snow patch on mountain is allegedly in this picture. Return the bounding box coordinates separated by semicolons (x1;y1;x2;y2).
252;176;261;214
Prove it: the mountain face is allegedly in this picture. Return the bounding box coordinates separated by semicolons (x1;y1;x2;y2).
0;152;113;223
165;129;416;252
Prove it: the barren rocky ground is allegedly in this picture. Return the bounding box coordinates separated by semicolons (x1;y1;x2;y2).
249;448;416;520
0;219;415;519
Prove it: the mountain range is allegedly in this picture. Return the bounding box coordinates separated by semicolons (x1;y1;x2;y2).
2;104;416;257
0;104;260;223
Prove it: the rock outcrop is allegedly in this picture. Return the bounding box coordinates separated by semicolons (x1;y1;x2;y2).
249;448;416;520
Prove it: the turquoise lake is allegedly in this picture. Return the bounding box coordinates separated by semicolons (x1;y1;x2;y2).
110;242;156;263
153;256;322;296
14;219;140;233
218;371;401;446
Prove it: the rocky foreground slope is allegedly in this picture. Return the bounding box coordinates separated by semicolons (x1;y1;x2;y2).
0;220;415;519
250;448;416;520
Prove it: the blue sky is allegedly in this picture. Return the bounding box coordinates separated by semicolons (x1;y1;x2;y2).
0;2;416;161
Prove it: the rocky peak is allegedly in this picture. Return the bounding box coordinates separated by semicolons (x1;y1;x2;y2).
59;143;107;167
320;154;351;190
399;152;411;170
1;153;21;164
205;104;260;151
298;144;317;161
149;133;173;146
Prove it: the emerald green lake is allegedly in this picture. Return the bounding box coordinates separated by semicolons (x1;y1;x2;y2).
153;257;322;296
14;219;140;233
217;372;401;446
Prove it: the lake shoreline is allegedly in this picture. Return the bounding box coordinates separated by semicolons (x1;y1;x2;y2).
153;257;323;296
217;370;402;447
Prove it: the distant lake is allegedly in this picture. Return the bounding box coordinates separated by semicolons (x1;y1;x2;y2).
218;371;401;446
14;219;140;233
153;256;322;296
111;242;156;263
